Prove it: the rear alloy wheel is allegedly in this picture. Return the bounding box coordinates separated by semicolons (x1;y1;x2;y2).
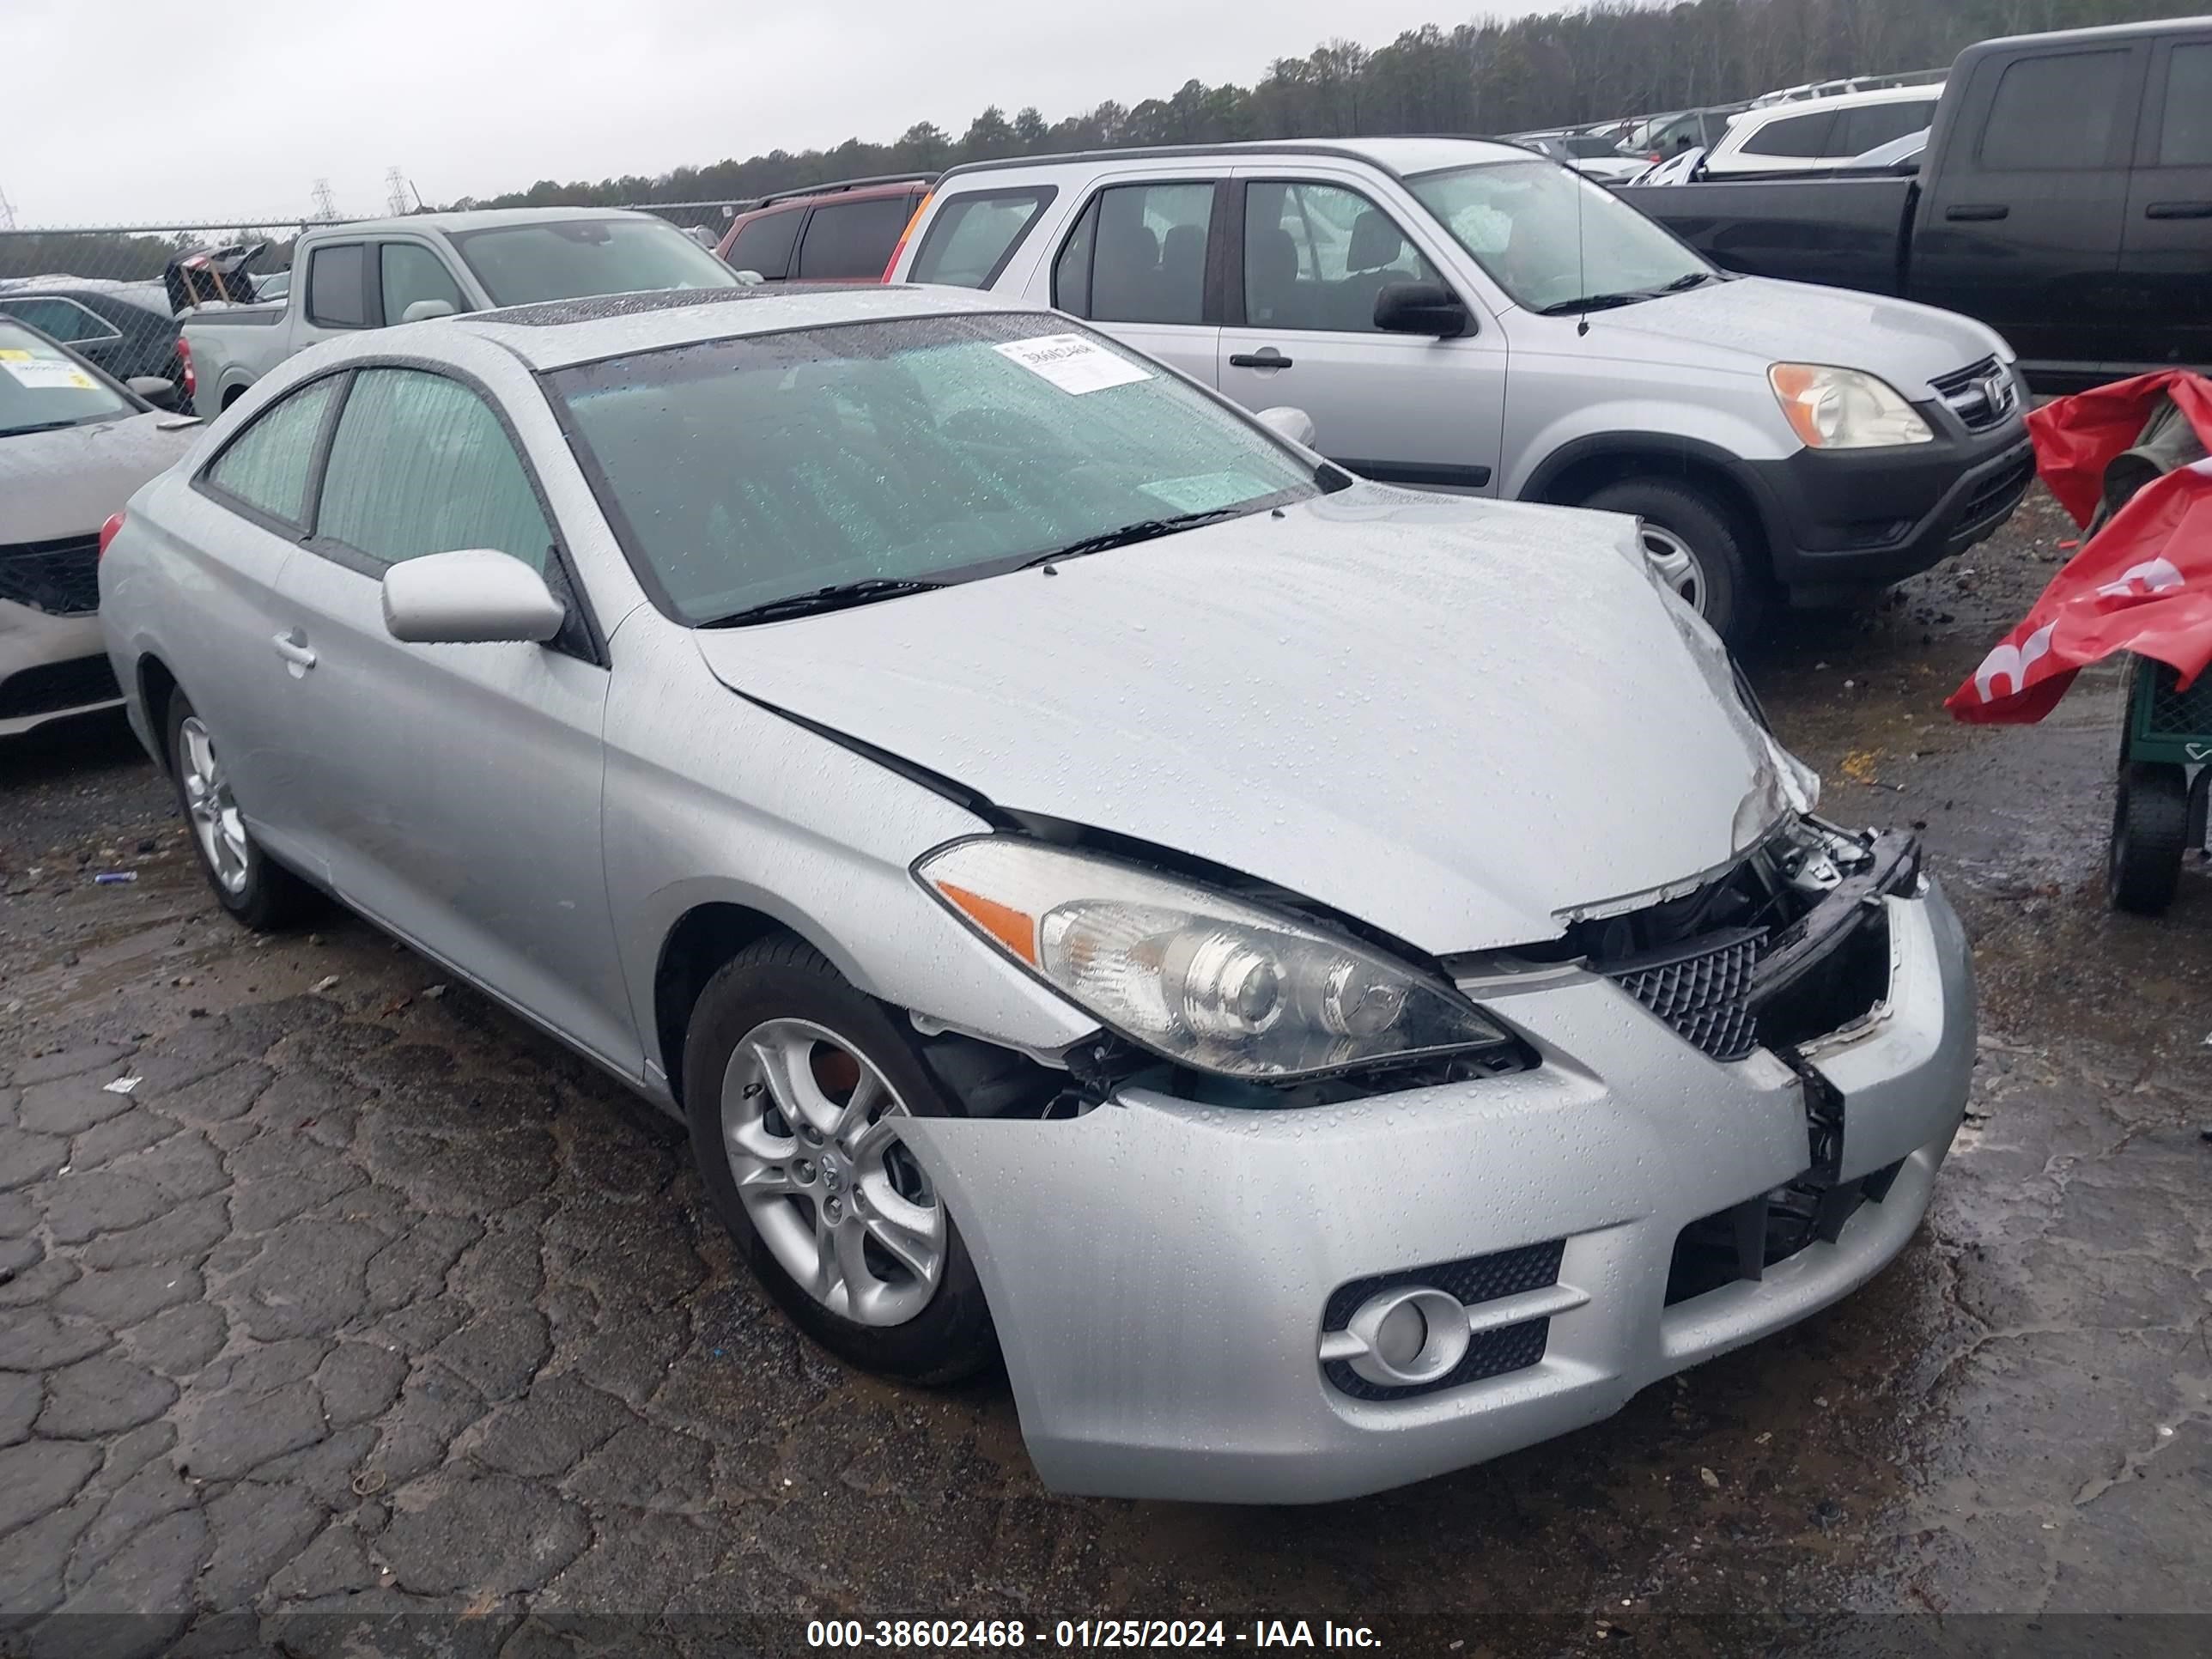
2108;759;2190;915
1581;477;1760;644
684;934;996;1383
165;690;317;931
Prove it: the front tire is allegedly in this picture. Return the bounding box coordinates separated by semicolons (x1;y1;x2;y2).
165;690;318;931
683;934;996;1384
1581;477;1761;645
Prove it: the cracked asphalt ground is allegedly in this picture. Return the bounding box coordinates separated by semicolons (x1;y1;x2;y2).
3;488;2209;1658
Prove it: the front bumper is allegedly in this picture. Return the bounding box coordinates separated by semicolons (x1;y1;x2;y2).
901;882;1974;1503
0;601;119;739
1741;410;2033;597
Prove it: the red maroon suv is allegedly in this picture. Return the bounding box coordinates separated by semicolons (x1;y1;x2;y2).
714;175;933;282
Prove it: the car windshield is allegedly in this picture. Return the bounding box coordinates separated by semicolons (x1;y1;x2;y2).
449;217;739;308
1408;159;1710;313
1560;136;1626;158
0;319;134;437
549;310;1324;625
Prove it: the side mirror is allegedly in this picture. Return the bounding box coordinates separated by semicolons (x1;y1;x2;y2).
1373;281;1473;338
381;550;566;645
400;299;457;323
1255;405;1317;448
126;375;181;410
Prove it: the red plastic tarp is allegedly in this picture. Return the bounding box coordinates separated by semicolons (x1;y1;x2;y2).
1946;371;2212;725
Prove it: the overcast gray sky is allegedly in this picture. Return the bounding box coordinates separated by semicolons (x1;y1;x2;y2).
4;0;1539;228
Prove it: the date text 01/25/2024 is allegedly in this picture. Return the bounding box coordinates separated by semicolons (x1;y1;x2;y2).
805;1619;1385;1650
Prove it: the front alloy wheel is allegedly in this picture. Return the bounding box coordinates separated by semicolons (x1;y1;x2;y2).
179;714;250;896
1638;522;1708;614
682;933;996;1384
720;1018;946;1327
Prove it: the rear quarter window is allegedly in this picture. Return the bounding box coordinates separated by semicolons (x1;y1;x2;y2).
307;245;369;328
1739;109;1839;159
724;207;803;278
908;189;1054;287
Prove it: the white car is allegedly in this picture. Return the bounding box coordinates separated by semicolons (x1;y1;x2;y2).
1704;85;1943;175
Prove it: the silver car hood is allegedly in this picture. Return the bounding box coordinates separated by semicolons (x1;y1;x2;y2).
693;490;1780;954
0;413;201;543
1581;274;2009;395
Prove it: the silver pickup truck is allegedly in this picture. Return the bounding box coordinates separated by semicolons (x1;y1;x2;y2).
183;207;738;412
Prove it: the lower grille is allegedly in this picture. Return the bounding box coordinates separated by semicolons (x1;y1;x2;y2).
1322;1240;1564;1403
1665;1159;1906;1306
1605;928;1763;1062
0;534;102;617
0;654;121;720
1957;453;2034;532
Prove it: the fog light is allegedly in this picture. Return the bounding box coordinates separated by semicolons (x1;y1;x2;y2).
1340;1286;1470;1389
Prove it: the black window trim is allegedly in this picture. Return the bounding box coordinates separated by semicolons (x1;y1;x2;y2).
306;243;374;331
1048;176;1231;325
905;185;1059;289
0;293;125;347
291;356;606;665
1223;174;1466;332
1969;42;2148;173
189;368;355;543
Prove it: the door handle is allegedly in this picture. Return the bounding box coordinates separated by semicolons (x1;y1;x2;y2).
1944;204;2009;222
1229;349;1293;369
271;632;317;672
2146;201;2212;220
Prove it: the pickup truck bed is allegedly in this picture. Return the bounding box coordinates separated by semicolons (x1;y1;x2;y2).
1623;16;2212;386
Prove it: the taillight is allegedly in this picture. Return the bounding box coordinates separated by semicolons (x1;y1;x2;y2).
176;335;195;400
881;191;933;283
98;512;126;560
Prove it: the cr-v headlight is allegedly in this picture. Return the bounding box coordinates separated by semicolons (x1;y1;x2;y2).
915;837;1512;1080
1768;363;1933;449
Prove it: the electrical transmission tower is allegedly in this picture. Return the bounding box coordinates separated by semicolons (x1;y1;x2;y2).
0;185;17;231
311;178;338;222
386;167;410;216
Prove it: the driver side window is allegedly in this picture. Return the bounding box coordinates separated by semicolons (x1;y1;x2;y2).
313;368;554;573
1242;182;1437;333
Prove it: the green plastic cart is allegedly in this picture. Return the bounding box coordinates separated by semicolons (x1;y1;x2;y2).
2108;655;2212;914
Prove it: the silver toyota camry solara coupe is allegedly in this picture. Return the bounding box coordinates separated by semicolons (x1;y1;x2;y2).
100;286;1973;1504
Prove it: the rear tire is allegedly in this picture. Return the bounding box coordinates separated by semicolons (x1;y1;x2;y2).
1581;477;1761;645
2108;760;2189;915
683;933;997;1385
165;690;319;931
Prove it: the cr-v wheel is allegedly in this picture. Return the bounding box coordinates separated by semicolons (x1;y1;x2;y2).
684;934;996;1383
1581;477;1762;645
165;690;318;930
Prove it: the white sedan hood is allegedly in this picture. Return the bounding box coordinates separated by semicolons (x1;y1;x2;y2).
693;490;1781;954
0;412;201;543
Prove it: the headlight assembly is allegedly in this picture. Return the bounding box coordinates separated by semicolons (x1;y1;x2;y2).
915;837;1513;1080
1768;363;1933;449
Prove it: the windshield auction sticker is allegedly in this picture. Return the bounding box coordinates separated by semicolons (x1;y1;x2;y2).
1;359;97;391
994;333;1152;395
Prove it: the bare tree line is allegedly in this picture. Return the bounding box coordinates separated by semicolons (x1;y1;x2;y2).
3;0;2185;283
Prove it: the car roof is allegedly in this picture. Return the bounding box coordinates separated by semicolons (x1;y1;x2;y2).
442;281;1026;370
736;179;930;218
1736;82;1943;124
310;206;668;238
935;135;1529;185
